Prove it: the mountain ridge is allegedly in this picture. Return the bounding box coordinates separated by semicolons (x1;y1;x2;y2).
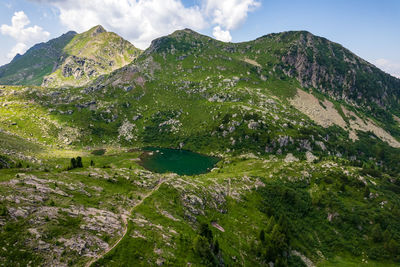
0;26;141;87
0;30;77;85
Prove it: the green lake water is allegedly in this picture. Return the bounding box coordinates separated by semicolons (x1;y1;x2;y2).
139;147;219;175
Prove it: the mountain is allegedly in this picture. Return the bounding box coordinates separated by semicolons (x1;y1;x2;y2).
0;25;141;87
42;25;141;87
97;28;400;150
0;28;400;266
0;31;76;85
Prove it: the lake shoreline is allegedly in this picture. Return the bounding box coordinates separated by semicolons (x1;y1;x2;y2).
137;147;220;175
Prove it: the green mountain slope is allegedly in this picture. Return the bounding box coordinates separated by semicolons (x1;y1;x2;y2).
42;25;142;87
0;31;76;85
0;25;141;87
0;29;400;266
93;29;400;155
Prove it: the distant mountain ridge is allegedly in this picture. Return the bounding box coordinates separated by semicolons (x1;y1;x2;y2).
0;25;141;87
0;31;77;85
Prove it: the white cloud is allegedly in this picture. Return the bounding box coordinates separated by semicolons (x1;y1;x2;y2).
205;0;260;30
205;0;260;41
28;0;260;48
212;26;231;42
34;0;207;49
375;58;400;79
0;11;50;59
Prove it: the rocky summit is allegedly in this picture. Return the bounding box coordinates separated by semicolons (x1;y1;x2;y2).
0;26;400;267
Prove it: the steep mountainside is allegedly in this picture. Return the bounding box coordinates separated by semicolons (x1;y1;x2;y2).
0;29;400;266
275;31;400;118
0;31;76;85
42;25;141;87
0;25;141;87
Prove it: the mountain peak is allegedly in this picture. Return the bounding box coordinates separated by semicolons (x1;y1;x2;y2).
177;28;197;34
170;28;204;38
11;53;22;63
145;28;212;55
64;30;77;36
89;25;106;36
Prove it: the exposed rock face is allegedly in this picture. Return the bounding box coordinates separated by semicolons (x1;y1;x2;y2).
284;153;299;163
290;88;400;148
91;25;106;36
118;120;136;141
306;151;318;162
290;88;346;128
342;107;400;147
280;31;400;111
61;56;98;79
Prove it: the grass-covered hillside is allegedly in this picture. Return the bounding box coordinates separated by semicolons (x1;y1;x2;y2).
0;29;400;266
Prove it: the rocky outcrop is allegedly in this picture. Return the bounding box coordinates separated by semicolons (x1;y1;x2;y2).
280;31;400;111
290;88;400;148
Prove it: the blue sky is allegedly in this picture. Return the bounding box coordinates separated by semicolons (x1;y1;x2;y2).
1;0;399;77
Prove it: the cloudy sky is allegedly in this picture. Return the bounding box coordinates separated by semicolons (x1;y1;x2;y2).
0;0;399;78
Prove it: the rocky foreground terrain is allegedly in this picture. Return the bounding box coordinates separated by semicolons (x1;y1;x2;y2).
0;27;400;266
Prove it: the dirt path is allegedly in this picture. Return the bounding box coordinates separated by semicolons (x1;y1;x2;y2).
86;178;168;267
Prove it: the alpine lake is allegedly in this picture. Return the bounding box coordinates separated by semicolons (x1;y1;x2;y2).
139;147;220;176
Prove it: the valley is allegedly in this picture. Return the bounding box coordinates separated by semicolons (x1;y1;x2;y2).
0;27;400;266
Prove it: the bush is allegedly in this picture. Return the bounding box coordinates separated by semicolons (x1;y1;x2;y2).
364;186;370;198
287;255;307;267
0;205;8;216
0;155;12;169
386;239;400;255
372;224;383;242
200;223;213;242
70;158;77;169
68;157;83;170
260;229;265;242
91;149;106;156
193;235;212;261
76;157;83;168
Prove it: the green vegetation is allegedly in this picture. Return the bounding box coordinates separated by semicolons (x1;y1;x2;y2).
68;156;83;170
0;28;400;266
